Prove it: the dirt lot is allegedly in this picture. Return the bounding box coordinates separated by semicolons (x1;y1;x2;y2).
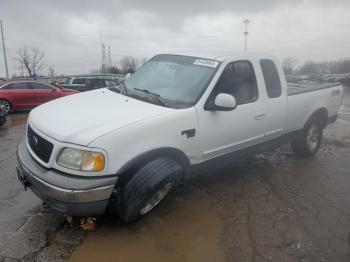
0;88;350;262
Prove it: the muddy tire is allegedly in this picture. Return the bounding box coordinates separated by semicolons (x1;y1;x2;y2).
119;157;183;223
291;117;323;157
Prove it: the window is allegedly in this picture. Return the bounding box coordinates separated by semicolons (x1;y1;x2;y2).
90;79;105;89
72;78;86;84
5;82;30;90
213;61;258;105
260;59;282;98
106;80;117;87
124;54;219;108
30;82;50;90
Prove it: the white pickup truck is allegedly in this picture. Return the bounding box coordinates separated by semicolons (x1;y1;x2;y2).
17;53;343;223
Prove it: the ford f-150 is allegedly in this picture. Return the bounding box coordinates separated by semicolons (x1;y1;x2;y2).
17;53;343;223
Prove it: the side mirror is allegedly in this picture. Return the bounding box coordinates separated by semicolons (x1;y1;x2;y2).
212;93;237;111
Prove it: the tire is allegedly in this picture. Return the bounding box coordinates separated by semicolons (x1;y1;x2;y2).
0;100;11;114
119;157;183;223
291;117;323;157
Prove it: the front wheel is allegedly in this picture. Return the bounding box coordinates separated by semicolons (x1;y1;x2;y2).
291;117;323;157
119;157;183;223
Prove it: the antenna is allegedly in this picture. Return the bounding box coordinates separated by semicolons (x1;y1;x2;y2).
243;18;250;51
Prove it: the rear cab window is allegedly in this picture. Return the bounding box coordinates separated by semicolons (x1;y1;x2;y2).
260;59;282;98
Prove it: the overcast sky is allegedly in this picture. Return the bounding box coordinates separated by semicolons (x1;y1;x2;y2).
0;0;350;76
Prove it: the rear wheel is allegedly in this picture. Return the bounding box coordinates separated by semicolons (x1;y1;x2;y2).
119;157;183;223
0;100;10;114
291;117;323;157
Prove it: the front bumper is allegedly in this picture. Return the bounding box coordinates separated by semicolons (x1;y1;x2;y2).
17;139;118;216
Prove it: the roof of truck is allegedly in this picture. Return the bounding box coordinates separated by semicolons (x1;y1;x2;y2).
213;52;279;62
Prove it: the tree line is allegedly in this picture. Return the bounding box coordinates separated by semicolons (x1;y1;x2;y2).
11;46;350;78
11;46;148;78
282;56;350;75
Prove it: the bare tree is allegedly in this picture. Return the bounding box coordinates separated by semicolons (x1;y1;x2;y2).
139;57;148;67
296;60;318;74
282;57;299;75
13;46;45;77
120;56;139;74
48;66;55;77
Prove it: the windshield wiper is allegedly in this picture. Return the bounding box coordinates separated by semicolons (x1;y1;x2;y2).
108;81;128;95
134;88;160;97
133;88;167;107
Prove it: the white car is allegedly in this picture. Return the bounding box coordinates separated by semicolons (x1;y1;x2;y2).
17;53;343;223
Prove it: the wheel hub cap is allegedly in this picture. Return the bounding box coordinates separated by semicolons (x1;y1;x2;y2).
0;100;10;114
140;182;173;215
306;124;320;151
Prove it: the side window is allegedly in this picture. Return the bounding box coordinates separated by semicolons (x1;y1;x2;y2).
214;61;258;105
72;78;86;84
30;82;50;90
260;59;282;98
106;80;117;87
5;82;30;90
90;79;105;89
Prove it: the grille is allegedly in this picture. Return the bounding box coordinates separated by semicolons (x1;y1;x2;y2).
27;125;54;163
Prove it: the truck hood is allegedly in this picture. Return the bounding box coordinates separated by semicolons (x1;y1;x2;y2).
29;89;173;146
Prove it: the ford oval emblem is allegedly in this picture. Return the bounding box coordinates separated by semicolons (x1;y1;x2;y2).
31;136;39;146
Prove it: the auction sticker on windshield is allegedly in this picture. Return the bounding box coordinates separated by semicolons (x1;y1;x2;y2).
193;59;219;68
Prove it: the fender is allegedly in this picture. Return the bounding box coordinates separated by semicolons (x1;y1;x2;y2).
116;147;191;184
304;107;328;129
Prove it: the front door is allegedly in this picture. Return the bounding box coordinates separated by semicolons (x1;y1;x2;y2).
5;82;34;109
196;60;266;162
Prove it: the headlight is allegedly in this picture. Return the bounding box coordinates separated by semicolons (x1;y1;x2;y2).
57;148;105;172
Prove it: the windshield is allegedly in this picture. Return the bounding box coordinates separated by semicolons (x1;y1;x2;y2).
124;54;220;108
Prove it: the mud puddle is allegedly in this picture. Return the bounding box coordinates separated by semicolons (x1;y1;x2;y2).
70;197;225;262
2;113;28;128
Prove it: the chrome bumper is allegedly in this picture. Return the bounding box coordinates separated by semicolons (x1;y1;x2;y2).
17;139;117;216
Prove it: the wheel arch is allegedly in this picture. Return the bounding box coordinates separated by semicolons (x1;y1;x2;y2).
305;107;328;129
0;98;12;111
115;147;191;185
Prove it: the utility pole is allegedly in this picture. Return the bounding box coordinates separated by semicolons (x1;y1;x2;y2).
101;43;107;74
107;45;111;70
0;20;9;79
243;18;250;51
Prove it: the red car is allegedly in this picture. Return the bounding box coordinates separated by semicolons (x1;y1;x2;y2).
0;81;78;113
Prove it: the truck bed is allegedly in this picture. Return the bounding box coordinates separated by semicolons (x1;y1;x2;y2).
287;80;341;96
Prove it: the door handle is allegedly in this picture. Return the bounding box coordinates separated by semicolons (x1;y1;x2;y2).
255;113;265;120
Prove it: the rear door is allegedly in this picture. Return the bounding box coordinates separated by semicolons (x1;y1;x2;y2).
4;82;33;109
29;82;57;105
259;59;288;139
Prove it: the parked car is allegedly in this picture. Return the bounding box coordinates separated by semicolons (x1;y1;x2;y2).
0;81;78;113
60;77;118;92
0;104;7;127
17;53;343;223
0;77;6;82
